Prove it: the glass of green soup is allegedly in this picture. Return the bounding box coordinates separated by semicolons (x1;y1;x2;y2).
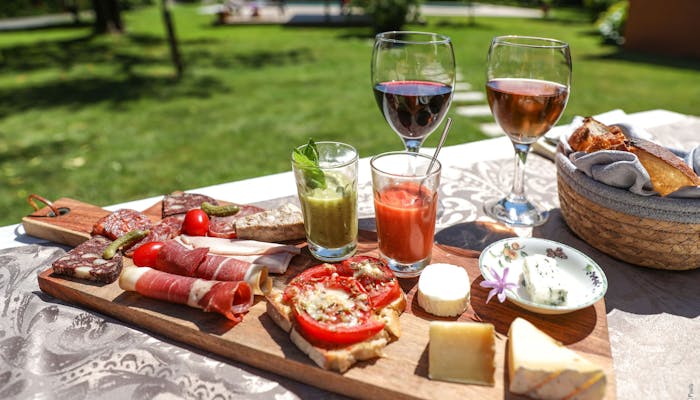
292;141;358;262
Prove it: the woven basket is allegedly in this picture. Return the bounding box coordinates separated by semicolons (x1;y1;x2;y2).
556;151;700;270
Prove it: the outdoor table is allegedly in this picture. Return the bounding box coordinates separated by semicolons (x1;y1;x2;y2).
1;109;698;400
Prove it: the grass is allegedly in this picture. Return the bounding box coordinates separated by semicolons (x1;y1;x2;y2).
1;4;699;227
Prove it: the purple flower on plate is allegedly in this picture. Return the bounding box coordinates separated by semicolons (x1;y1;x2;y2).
480;266;519;303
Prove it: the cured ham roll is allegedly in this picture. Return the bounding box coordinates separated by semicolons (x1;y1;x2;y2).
179;235;300;274
154;240;271;295
119;267;253;322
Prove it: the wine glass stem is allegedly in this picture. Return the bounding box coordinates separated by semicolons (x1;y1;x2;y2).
403;139;422;153
508;142;531;203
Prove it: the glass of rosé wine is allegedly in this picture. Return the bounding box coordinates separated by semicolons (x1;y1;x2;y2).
483;35;571;227
371;31;456;153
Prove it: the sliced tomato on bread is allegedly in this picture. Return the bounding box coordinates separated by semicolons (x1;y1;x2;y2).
284;272;385;346
265;257;406;373
337;256;404;310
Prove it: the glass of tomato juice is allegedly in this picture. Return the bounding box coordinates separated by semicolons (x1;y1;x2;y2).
370;151;441;277
292;141;359;262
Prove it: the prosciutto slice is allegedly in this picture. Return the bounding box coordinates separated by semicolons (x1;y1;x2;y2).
119;267;253;322
179;235;300;274
153;239;270;295
180;235;301;256
155;240;209;276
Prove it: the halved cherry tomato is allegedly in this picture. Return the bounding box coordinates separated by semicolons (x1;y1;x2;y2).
338;256;403;309
183;209;210;236
132;241;165;267
285;265;385;346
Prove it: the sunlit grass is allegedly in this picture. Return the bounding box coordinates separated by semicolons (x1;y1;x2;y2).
0;4;699;226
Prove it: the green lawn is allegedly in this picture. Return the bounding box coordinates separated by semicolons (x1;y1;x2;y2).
1;4;699;227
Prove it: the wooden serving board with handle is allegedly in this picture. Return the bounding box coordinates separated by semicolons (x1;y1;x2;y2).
36;233;615;400
28;197;615;399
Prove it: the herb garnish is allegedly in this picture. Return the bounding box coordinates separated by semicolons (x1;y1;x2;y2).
293;139;326;189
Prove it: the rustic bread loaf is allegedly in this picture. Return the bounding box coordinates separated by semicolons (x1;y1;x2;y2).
630;138;700;196
568;117;700;196
568;117;629;153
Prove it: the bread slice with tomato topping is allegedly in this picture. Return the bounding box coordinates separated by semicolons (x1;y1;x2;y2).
265;256;405;373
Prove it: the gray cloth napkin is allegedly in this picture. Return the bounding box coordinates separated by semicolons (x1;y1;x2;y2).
561;118;700;198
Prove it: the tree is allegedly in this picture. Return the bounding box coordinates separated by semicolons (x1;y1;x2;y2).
92;0;123;34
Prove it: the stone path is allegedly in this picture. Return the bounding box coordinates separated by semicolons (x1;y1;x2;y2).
452;75;503;138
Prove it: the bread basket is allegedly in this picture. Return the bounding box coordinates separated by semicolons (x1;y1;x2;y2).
556;150;700;270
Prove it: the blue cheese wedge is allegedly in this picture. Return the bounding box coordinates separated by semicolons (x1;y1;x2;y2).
522;254;568;306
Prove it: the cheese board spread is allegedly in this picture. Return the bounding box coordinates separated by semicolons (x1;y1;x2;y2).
28;196;615;399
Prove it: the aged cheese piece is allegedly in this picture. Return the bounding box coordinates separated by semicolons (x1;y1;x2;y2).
417;263;470;317
428;321;495;386
509;318;606;400
522;254;568;306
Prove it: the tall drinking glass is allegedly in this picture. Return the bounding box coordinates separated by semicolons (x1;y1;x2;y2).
483;36;571;227
371;151;441;277
372;31;456;153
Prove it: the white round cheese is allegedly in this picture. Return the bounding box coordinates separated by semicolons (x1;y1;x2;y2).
417;263;471;317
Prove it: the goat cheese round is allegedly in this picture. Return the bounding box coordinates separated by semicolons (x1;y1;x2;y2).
417;263;471;317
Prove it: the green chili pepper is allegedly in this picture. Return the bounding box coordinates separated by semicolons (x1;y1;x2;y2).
103;229;149;260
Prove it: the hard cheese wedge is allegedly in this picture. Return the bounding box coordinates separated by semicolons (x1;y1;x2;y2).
428;321;495;386
508;317;606;399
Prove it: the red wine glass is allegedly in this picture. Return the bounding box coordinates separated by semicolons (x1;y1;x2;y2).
483;35;571;227
372;31;456;153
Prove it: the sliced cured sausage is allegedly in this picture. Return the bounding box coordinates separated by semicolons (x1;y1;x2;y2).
162;192;218;217
52;236;123;283
207;204;265;238
125;215;183;257
92;209;153;241
119;267;253;322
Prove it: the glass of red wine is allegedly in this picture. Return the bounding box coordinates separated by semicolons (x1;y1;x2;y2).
372;31;455;153
483;35;571;227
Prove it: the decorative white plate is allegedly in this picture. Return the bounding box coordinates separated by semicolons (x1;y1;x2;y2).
478;238;608;315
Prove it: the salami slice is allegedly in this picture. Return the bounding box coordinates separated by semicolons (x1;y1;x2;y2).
92;209;153;241
125;215;184;257
162;192;219;217
207;204;266;238
119;267;253;322
52;236;123;283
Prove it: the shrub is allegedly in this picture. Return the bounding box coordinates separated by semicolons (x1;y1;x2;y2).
596;0;628;45
352;0;422;33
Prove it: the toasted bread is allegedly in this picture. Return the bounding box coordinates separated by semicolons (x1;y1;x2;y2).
568;117;629;153
265;288;405;373
630;138;700;196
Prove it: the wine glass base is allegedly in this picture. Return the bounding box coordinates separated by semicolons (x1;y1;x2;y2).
483;197;549;228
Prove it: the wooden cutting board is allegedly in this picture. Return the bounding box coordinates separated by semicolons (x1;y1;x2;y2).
37;231;616;400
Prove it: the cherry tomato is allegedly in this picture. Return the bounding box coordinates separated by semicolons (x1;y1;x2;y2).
183;209;210;236
132;241;165;267
338;256;403;309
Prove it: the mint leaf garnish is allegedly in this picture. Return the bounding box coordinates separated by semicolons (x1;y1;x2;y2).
293;139;326;189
